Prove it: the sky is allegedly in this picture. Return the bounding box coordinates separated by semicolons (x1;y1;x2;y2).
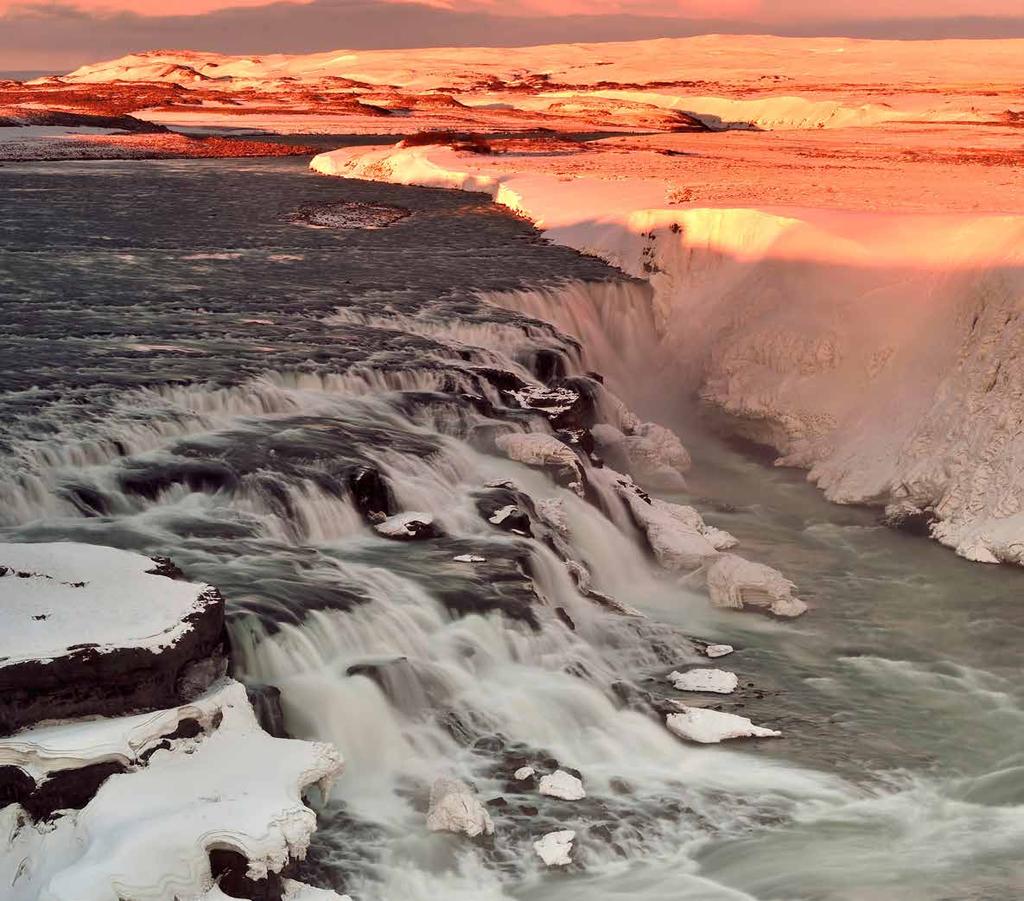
3;0;1024;71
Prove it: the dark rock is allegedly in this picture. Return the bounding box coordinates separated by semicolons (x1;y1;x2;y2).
0;571;225;734
347;466;394;521
209;848;289;901
1;760;128;821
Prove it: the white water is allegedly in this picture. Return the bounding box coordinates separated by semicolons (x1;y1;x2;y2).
222;281;1024;899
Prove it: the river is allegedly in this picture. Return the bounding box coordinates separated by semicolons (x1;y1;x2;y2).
1;154;1021;901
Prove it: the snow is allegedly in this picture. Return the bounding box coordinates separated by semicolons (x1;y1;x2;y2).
0;683;227;782
665;707;781;744
704;644;735;659
282;881;353;901
538;769;585;801
0;542;218;666
533;830;575;867
706;554;808;618
488;505;518;525
536;498;569;536
312;104;1024;566
494;433;582;488
593;421;691;490
425;777;494;838
373;511;435;539
613;481;719;571
0;680;342;901
667;668;739;694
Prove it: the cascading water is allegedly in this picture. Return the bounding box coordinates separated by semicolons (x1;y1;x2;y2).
1;156;1022;900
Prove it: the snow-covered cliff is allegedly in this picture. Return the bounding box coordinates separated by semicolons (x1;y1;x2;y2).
312;144;1024;565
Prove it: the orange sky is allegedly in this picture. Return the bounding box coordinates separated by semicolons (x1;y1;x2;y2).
4;0;1024;16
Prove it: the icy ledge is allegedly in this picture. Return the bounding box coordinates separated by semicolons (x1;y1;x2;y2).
1;680;341;900
0;542;226;732
312;143;1024;566
0;543;343;901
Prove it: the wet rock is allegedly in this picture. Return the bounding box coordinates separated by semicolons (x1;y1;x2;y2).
555;607;576;630
426;777;494;838
347;466;393;521
882;501;937;537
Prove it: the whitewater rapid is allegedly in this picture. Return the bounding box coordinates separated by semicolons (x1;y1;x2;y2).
1;156;1022;900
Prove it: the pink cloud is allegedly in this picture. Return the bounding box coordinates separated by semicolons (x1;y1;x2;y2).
3;0;1023;17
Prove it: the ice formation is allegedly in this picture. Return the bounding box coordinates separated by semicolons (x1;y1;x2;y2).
426;777;495;838
665;707;781;744
533;830;576;867
667;668;739;694
313;137;1024;567
538;770;586;801
0;680;341;901
705;554;808;618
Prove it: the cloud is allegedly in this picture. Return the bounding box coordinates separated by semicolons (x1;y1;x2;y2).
2;0;1023;72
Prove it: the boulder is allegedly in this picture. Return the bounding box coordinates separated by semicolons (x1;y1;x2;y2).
533;830;575;867
426;777;494;838
538;769;585;801
666;707;780;744
373;512;441;541
705;554;807;617
667;668;738;694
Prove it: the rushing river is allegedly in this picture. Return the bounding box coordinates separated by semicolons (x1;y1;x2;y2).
1;155;1022;901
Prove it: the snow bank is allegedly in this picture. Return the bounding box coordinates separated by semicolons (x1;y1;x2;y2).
0;542;218;666
666;707;781;744
0;543;225;733
1;680;342;901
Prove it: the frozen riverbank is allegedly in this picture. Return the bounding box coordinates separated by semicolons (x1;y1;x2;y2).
2;157;1022;900
312;142;1024;565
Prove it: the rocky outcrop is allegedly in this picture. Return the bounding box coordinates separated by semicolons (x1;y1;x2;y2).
0;543;343;901
705;554;808;617
426;777;494;838
0;542;226;733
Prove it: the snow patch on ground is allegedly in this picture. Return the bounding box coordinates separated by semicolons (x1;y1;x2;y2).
0;542;218;666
